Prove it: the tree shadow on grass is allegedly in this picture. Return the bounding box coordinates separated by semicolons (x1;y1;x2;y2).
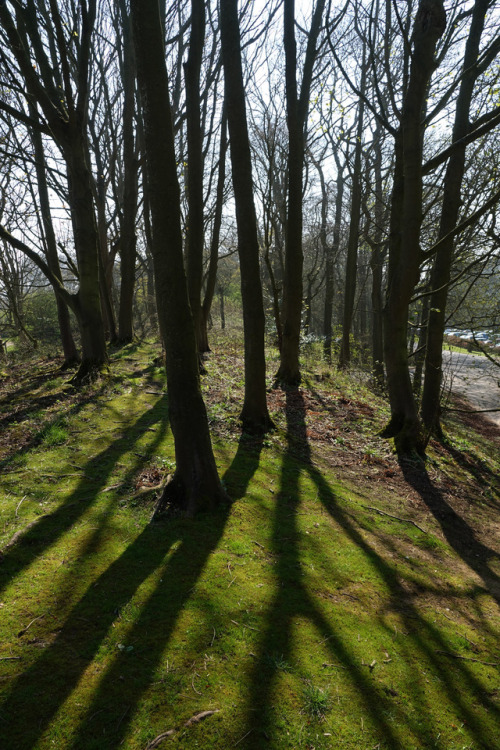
0;395;169;598
398;457;500;605
0;431;263;750
244;387;500;749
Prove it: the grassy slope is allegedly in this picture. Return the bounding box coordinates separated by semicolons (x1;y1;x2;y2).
0;332;499;750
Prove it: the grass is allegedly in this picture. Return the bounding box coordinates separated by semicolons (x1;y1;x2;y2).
0;332;499;749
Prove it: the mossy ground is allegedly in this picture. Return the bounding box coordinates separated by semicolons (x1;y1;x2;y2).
0;331;499;750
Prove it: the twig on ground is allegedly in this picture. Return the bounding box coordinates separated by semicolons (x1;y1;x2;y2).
436;650;498;666
0;656;21;661
18;614;45;638
362;505;427;534
234;729;253;746
322;662;347;669
191;673;201;695
15;496;26;517
145;711;219;749
231;619;258;631
252;540;264;549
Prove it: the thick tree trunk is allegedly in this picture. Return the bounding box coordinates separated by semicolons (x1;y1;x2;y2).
382;0;446;454
220;0;273;432
65;131;108;382
131;0;227;515
421;0;489;435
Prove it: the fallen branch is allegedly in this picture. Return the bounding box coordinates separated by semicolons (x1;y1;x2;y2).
231;619;258;631
18;614;45;638
436;651;498;666
15;496;26;517
145;710;219;749
362;505;427;534
0;656;21;661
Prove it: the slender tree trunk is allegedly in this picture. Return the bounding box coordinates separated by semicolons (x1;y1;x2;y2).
277;0;326;385
220;0;273;432
131;0;227;515
118;0;138;344
323;160;344;363
200;109;228;353
382;0;446;454
369;125;385;386
185;0;206;351
339;61;366;369
30;116;79;366
421;0;489;436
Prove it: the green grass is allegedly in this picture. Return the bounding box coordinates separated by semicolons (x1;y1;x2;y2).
0;335;499;749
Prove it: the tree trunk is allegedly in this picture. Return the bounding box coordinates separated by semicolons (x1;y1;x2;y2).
185;0;206;351
339;61;366;369
277;0;326;385
421;0;489;436
323;159;344;363
219;0;273;432
65;130;108;382
200;109;228;353
30;116;79;366
131;0;227;515
118;0;139;344
382;0;446;454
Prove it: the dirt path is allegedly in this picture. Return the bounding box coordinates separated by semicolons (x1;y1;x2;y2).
442;350;500;427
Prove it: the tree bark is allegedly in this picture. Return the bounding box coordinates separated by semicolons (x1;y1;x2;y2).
339;60;366;369
200;109;228;353
382;0;446;454
131;0;227;515
277;0;326;385
118;0;139;344
185;0;206;352
421;0;490;436
219;0;273;432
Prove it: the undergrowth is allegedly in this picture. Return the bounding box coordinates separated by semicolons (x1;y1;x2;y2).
0;332;498;750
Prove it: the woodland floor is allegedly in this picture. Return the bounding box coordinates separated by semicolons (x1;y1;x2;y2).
0;331;499;750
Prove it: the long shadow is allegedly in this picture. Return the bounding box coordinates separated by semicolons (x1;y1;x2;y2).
245;387;500;749
0;432;263;749
245;388;401;748
63;432;264;749
0;396;169;598
398;457;500;604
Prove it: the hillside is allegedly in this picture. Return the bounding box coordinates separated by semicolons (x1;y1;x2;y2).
0;333;499;750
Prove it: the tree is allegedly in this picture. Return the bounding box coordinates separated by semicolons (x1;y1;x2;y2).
219;0;273;431
276;0;326;385
381;0;446;453
131;0;227;515
0;0;107;382
421;0;500;435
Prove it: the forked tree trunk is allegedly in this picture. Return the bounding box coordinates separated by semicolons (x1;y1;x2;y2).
131;0;227;515
421;0;490;436
382;0;446;454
